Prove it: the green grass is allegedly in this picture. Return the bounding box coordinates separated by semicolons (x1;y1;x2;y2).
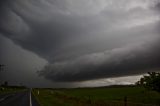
32;89;75;106
33;86;160;106
0;87;27;94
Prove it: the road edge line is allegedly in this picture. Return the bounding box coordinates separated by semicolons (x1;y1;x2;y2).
30;88;32;106
0;94;15;102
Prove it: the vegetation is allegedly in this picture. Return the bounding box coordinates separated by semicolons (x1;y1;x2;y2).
0;64;5;71
0;86;26;94
136;72;160;92
0;84;27;95
33;86;160;106
0;64;27;94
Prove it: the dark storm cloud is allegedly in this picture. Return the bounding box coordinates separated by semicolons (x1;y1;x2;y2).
38;41;160;82
0;0;106;61
0;0;160;82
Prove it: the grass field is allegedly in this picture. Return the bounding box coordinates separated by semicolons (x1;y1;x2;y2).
0;87;26;94
33;86;160;106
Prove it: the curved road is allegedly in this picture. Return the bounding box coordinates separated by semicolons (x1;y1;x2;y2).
0;90;39;106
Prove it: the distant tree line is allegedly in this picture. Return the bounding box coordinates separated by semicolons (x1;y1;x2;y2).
0;81;27;89
136;72;160;92
1;81;8;87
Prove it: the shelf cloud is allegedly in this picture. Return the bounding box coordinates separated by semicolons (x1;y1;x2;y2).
0;0;160;82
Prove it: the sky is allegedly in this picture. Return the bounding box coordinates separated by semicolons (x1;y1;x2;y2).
0;0;160;88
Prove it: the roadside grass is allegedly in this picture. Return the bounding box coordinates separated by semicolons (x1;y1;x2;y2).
0;87;27;94
33;86;160;106
32;89;74;106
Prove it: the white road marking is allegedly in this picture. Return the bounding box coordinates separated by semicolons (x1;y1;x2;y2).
0;94;14;102
0;98;5;102
30;89;32;106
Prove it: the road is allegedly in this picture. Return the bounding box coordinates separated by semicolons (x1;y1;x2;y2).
0;90;39;106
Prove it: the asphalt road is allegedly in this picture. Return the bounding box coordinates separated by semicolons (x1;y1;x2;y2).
0;90;40;106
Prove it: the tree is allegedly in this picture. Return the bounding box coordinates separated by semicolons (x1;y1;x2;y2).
0;64;5;71
0;64;4;71
1;81;8;87
136;72;160;92
4;81;8;87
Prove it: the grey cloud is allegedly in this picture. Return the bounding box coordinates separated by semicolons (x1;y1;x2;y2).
0;0;160;82
38;41;160;82
0;0;106;61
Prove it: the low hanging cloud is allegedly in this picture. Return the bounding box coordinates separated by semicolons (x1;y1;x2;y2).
0;0;160;82
38;41;160;82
